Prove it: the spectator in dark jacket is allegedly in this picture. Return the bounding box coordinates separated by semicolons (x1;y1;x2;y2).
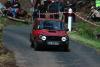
12;0;21;9
5;0;12;8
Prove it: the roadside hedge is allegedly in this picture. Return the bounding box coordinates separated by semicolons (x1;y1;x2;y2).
75;21;100;40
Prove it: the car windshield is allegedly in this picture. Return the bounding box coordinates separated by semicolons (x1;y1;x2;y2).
39;20;65;30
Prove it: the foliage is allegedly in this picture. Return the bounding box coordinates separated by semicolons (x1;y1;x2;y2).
0;17;7;25
76;21;96;39
94;27;100;34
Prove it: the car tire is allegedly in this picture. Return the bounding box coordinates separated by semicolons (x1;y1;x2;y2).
30;34;35;48
30;37;34;48
34;42;40;51
63;45;70;52
31;41;34;48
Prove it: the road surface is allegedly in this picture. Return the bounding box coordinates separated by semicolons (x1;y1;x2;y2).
3;25;100;67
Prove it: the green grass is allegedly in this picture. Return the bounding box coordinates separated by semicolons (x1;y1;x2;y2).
70;32;100;49
0;17;7;24
71;20;100;50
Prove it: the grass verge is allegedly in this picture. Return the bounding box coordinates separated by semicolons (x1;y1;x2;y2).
70;32;100;50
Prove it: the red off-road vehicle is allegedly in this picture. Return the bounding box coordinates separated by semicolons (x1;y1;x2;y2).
30;18;69;51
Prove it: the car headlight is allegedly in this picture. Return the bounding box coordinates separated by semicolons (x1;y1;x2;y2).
40;35;46;41
61;37;67;42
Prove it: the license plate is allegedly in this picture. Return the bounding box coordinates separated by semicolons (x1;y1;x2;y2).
47;42;59;45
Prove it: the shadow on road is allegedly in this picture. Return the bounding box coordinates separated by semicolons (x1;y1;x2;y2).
31;47;71;52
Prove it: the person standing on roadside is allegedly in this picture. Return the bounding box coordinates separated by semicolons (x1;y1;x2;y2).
34;0;41;9
30;0;36;12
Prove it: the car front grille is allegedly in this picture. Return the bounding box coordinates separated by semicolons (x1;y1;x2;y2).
47;36;61;41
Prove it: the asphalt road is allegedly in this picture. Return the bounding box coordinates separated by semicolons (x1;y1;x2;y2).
3;25;100;67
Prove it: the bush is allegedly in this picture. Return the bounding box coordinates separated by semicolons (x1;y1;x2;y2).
94;27;100;39
76;21;96;39
95;27;100;34
0;24;4;31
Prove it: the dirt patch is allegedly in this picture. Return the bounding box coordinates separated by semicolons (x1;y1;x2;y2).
0;46;17;67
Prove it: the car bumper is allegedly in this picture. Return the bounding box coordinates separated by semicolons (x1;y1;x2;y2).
35;40;69;46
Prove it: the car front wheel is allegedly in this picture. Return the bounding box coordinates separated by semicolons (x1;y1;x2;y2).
30;41;34;48
63;45;69;52
34;42;40;51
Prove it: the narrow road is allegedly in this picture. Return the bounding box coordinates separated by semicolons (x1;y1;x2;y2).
3;25;100;67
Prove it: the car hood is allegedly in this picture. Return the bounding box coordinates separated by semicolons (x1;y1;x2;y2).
38;29;67;37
